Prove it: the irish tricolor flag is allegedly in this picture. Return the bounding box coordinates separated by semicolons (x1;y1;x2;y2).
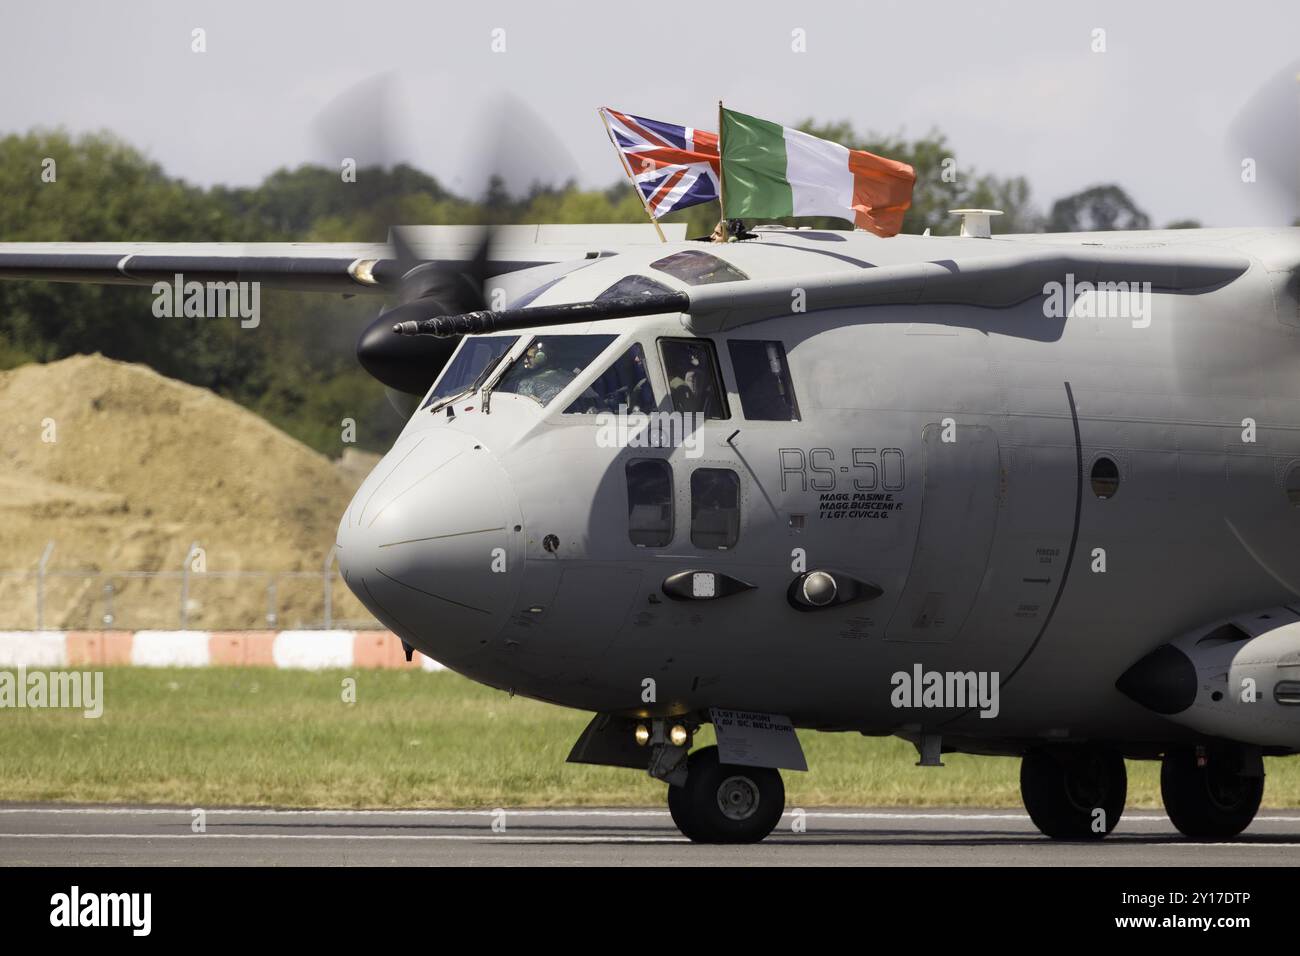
720;107;916;237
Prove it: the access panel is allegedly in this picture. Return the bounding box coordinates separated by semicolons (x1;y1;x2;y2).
886;423;1000;644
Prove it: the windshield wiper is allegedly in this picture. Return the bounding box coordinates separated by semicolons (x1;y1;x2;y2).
426;388;471;415
426;348;514;415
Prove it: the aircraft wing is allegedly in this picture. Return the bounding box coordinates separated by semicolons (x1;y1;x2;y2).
683;245;1256;332
0;223;684;295
395;240;1258;340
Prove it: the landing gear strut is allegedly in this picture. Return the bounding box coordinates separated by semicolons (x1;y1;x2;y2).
667;745;785;843
1160;745;1263;840
1020;748;1127;839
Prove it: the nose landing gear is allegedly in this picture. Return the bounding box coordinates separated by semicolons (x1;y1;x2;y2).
666;745;785;844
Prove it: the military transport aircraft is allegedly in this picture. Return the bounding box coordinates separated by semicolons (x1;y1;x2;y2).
3;213;1299;844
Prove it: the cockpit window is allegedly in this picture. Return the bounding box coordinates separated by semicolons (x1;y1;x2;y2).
658;338;729;420
727;340;801;421
564;343;655;414
422;335;519;409
597;274;676;302
494;334;616;407
650;250;748;286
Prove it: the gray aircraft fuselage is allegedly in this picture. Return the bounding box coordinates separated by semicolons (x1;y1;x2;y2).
336;225;1300;752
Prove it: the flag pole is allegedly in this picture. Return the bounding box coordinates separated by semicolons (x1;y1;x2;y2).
716;99;727;237
597;107;667;243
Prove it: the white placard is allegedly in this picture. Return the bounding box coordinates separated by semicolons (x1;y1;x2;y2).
709;708;808;771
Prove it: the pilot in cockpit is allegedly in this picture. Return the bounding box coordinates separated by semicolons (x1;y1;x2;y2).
668;352;717;415
513;340;577;406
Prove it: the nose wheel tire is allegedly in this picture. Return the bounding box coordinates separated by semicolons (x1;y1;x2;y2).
1160;746;1263;840
1020;748;1127;840
667;745;784;844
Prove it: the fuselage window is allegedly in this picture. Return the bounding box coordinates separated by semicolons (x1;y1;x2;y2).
727;339;801;421
1090;456;1120;499
691;468;740;549
494;334;616;407
627;459;673;547
649;250;748;286
565;342;655;414
422;335;519;409
658;338;729;420
597;274;676;301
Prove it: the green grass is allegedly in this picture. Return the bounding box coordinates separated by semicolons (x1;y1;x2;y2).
3;668;1300;808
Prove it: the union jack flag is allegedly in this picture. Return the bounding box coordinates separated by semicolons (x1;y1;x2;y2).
599;107;720;219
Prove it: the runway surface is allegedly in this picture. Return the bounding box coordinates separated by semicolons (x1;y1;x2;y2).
2;805;1300;865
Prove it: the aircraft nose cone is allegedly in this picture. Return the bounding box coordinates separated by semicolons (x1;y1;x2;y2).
336;432;523;666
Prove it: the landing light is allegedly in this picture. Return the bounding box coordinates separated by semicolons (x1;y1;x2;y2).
787;569;884;611
635;723;651;746
801;571;838;606
669;724;689;747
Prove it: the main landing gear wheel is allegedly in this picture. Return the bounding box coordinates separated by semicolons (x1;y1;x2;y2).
667;745;785;844
1160;746;1263;840
1020;748;1127;840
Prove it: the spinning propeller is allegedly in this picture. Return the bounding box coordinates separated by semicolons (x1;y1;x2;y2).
312;74;575;397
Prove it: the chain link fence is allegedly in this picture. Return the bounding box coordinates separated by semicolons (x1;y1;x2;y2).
0;542;380;631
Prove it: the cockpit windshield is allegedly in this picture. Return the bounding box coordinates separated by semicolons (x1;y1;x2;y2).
564;343;655;414
494;335;616;407
421;335;519;410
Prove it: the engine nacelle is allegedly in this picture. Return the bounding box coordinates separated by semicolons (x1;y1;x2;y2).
356;303;461;396
1117;606;1300;749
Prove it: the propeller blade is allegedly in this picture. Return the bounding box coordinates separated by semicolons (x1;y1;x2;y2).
314;74;576;396
1226;58;1300;222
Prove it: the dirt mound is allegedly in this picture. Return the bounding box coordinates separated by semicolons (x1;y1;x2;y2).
0;354;378;629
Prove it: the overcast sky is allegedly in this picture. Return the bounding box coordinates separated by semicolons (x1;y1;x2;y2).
3;0;1297;229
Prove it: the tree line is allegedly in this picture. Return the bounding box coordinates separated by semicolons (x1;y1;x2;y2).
0;126;1180;455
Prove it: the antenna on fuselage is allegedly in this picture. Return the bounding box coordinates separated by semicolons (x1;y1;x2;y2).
949;208;1004;239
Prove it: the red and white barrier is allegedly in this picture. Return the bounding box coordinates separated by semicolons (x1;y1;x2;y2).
0;631;445;671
